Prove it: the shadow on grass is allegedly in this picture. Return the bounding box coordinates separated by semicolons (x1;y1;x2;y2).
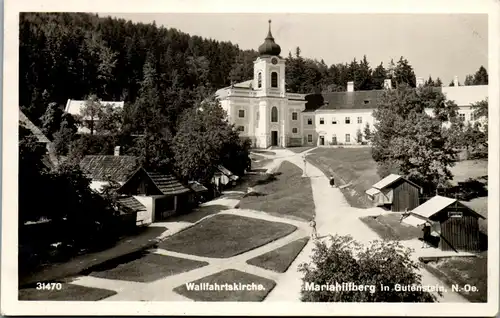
19;226;167;288
246;237;310;273
360;214;421;241
85;251;209;283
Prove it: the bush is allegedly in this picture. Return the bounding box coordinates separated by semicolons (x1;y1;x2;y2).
299;235;436;302
443;178;488;201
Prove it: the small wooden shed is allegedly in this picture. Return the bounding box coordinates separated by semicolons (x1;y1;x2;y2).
117;167;192;222
365;174;422;212
403;195;485;252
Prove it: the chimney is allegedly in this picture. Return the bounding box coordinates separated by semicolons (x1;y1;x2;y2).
453;76;459;87
416;77;425;87
383;79;392;90
114;146;120;156
347;81;354;92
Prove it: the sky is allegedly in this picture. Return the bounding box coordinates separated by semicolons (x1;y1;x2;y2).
107;13;488;84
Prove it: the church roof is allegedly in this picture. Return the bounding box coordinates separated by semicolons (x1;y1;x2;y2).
304;90;385;112
258;20;281;57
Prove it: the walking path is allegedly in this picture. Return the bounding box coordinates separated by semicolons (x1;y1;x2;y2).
264;148;468;303
25;147;467;303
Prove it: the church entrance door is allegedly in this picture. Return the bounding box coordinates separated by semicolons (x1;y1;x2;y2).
319;136;325;145
271;131;278;146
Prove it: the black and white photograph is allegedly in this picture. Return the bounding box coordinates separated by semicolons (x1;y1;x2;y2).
2;0;499;316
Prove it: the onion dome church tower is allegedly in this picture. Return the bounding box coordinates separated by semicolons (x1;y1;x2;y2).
253;20;286;97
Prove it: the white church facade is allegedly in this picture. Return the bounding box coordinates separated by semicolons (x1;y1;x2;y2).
216;21;488;148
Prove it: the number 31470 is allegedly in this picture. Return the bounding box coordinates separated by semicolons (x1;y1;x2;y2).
36;282;62;291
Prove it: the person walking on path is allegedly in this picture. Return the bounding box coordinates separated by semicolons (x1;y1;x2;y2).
329;175;335;187
309;219;317;239
302;155;308;177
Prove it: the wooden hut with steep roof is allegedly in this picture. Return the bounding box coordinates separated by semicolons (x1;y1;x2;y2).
117;167;193;222
365;174;422;212
403;195;485;252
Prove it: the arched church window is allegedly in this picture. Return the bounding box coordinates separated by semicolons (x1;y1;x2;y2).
271;106;278;122
271;72;278;88
258;72;262;88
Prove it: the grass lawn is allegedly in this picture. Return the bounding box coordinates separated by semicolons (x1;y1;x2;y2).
159;214;296;258
173;269;276;301
306;147;378;208
19;283;117;301
359;213;422;241
450;160;488;184
246;237;309;273
421;252;487;302
19;226;168;288
88;252;209;282
238;161;316;221
288;146;314;154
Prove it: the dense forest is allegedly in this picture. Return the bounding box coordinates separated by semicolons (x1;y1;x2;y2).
20;12;489;127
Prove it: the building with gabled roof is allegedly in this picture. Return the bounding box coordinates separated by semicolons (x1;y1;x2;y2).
402;195;485;252
79;152;139;192
365;174;422;212
216;22;488;149
117;167;193;222
64;99;125;134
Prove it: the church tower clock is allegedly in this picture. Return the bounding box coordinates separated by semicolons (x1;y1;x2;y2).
253;20;286;97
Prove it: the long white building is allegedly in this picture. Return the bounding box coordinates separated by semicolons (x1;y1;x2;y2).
215;21;488;148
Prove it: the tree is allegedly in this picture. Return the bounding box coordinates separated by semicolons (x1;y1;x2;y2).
363;122;372;141
299;235;436;302
371;62;387;90
356;55;373;90
172;96;246;183
473;66;488;85
443;120;465;153
464;66;488;86
371;85;457;194
464;74;474;86
228;50;259;84
53;117;77;156
19;124;50;223
393;57;416;88
434;77;443;87
471;98;488;119
40;102;64;139
424;75;435;87
462;121;487;159
96;102;123;135
80;94;104;135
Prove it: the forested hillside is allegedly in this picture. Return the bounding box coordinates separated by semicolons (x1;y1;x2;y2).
20;12;488;126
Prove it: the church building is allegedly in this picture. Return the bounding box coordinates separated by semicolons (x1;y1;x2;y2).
216;21;488;149
216;20;308;148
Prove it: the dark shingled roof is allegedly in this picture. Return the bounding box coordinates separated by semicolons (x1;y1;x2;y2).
304;90;385;112
145;170;191;195
80;155;139;182
116;196;146;212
